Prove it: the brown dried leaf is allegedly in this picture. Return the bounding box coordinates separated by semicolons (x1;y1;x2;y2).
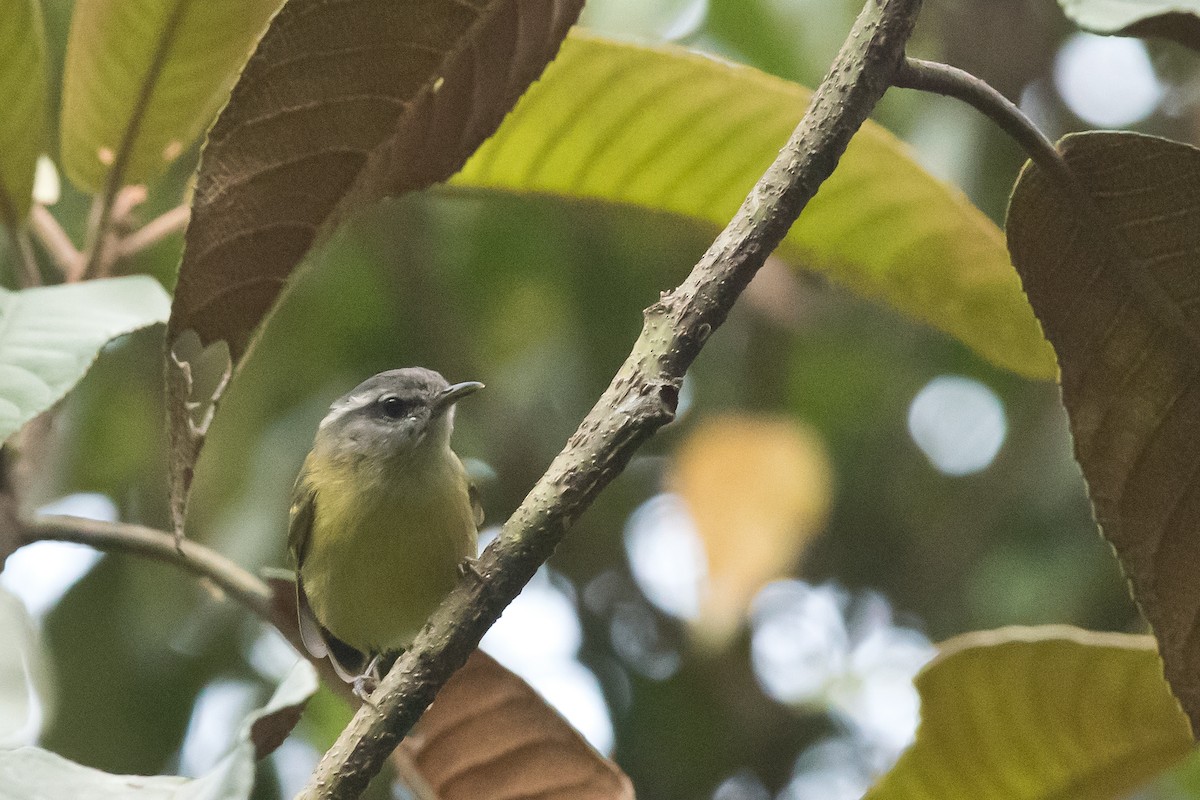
397;651;634;800
1006;131;1200;732
669;414;834;648
165;0;585;534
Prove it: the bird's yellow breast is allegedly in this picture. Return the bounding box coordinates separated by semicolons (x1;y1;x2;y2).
298;448;477;652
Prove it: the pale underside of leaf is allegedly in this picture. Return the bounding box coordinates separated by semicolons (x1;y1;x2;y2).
165;0;585;535
0;0;47;227
396;650;634;800
1006;131;1200;731
0;276;171;443
1058;0;1200;49
865;627;1192;800
0;660;316;799
452;32;1056;381
59;0;282;192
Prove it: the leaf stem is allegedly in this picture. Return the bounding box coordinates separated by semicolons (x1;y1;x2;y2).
892;57;1075;187
12;229;41;287
894;56;1200;352
29;205;83;280
0;192;40;288
297;0;924;797
117;204;190;261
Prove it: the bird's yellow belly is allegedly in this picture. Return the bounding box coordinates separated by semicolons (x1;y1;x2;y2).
299;458;477;652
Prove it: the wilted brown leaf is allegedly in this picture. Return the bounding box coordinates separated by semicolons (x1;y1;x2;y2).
669;414;833;648
166;0;585;534
395;650;634;800
1006;131;1200;732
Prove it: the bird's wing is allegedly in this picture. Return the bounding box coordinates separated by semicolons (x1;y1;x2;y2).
288;461;367;681
288;468;327;660
469;479;485;529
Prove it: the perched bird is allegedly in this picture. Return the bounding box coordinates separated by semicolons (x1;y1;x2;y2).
288;368;484;695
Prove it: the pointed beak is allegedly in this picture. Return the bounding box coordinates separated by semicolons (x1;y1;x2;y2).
432;380;484;415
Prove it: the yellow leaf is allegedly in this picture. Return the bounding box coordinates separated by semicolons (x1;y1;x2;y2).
669;414;833;647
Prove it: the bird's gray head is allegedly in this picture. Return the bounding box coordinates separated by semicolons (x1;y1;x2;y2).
314;367;482;462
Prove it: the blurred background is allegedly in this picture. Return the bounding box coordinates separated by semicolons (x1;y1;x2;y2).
6;0;1200;797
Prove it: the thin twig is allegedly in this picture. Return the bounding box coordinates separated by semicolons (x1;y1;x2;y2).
29;205;83;280
892;57;1074;186
13;229;41;287
86;185;148;279
118;204;190;260
18;513;357;701
894;55;1200;351
297;0;924;797
0;186;38;287
26;515;273;617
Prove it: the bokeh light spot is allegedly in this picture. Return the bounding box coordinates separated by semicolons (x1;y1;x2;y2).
623;493;706;620
1054;33;1163;127
907;375;1006;476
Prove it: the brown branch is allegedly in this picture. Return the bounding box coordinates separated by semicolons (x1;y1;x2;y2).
19;513;357;699
29;205;83;280
117;204;190;261
12;229;41;287
297;0;925;797
26;515;273;617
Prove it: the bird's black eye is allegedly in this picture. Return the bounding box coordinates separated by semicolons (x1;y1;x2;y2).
378;396;411;419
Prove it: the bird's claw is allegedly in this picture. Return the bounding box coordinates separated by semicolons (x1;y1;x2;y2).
352;674;379;704
458;556;485;583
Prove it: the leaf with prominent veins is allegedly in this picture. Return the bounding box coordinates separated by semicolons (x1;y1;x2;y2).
60;0;282;194
865;627;1192;800
165;0;585;534
453;34;1056;381
1007;131;1200;731
0;276;170;444
395;651;633;800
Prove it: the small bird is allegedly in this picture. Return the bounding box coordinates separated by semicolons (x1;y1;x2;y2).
288;368;484;696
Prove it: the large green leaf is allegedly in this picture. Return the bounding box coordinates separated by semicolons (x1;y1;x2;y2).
1006;131;1200;730
0;276;170;443
1059;0;1200;49
452;33;1057;381
0;659;316;799
166;0;586;535
865;627;1193;800
59;0;282;193
0;0;47;226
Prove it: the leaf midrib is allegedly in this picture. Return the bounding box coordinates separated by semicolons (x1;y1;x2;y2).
99;0;194;204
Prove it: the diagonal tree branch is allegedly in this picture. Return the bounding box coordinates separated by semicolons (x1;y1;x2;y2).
298;0;925;797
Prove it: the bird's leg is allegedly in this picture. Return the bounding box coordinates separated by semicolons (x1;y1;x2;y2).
458;556;485;583
352;653;383;703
